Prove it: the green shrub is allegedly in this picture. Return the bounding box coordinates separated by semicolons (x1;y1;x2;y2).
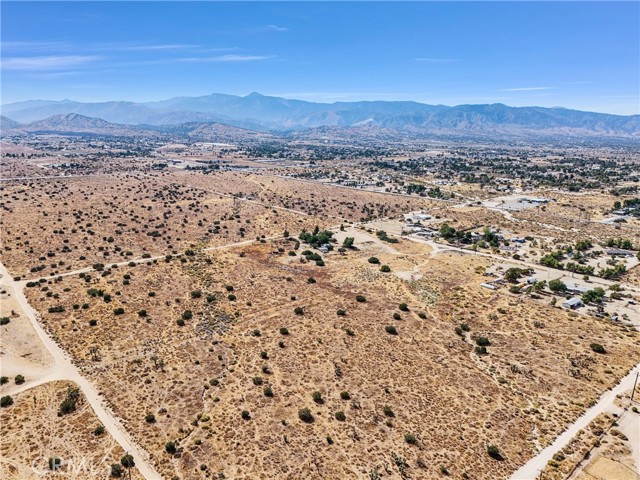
279;327;289;335
58;387;80;415
0;395;13;408
399;303;409;311
590;343;606;354
110;463;123;477
263;386;273;397
385;325;398;335
335;411;346;421
383;406;395;417
380;265;391;273
165;441;177;454
312;391;324;404
340;391;351;400
487;445;502;459
298;408;314;423
368;257;380;264
405;433;417;445
241;410;251;420
355;295;366;303
476;337;490;346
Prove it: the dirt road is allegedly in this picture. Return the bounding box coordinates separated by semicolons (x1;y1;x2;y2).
509;365;640;480
0;261;162;480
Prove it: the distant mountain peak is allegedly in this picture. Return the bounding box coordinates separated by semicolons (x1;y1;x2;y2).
2;92;638;139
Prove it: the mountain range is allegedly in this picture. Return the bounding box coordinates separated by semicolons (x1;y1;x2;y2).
2;92;639;140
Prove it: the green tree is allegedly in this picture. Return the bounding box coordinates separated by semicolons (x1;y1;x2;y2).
548;279;567;293
582;288;605;304
439;223;456;240
120;454;135;480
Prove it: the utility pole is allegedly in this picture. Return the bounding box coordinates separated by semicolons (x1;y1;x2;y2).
631;371;639;404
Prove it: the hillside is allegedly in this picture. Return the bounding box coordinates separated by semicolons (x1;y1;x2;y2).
1;116;21;131
3;93;639;139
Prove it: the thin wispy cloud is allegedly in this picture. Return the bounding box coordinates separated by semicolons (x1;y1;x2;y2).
1;55;101;71
414;58;460;63
501;86;552;92
563;81;594;85
24;70;84;79
109;43;200;52
244;24;289;34
178;54;275;63
2;41;71;51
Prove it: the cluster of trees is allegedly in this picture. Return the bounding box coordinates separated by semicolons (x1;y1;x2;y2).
613;198;640;216
598;263;626;280
376;230;398;244
582;287;606;304
299;226;333;247
540;251;565;269
573;239;593;252
404;184;447;198
504;267;533;283
565;262;594;275
606;238;635;250
438;225;502;248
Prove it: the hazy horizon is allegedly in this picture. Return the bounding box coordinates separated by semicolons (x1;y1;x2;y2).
3;90;640;119
1;1;638;115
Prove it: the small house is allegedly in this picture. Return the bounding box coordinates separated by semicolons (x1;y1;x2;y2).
562;298;583;309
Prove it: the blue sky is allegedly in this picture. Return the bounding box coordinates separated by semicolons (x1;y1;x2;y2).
1;1;638;115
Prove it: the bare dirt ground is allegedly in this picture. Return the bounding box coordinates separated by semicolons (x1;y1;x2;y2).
171;171;444;222
0;284;53;381
22;234;640;480
0;174;320;278
2;156;640;480
0;380;140;480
